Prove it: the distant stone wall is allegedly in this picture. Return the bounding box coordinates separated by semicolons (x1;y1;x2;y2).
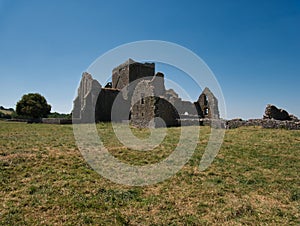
226;118;300;130
177;117;300;130
8;118;72;124
261;119;300;130
42;118;72;124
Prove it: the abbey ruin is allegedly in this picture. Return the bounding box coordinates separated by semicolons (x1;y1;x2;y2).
73;59;219;127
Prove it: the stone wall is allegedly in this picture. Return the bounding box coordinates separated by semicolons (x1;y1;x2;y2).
130;80;156;127
112;59;131;90
164;87;198;116
73;72;101;122
154;98;179;127
131;96;156;127
173;99;198;115
129;61;155;83
42;118;72;124
196;87;219;119
226;118;300;130
165;87;220;119
151;72;165;96
261;119;300;130
130;79;179;128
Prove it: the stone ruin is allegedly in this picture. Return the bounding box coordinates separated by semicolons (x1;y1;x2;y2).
263;104;292;121
226;104;300;130
73;59;220;127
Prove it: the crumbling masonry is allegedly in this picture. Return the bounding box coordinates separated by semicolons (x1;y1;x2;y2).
73;59;219;127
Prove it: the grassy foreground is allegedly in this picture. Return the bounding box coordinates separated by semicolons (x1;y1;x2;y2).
0;121;299;225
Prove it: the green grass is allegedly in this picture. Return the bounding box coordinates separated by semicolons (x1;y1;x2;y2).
0;121;299;225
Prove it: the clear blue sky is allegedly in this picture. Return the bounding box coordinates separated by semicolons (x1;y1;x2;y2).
0;0;299;119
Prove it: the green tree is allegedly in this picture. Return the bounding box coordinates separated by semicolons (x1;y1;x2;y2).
16;93;51;118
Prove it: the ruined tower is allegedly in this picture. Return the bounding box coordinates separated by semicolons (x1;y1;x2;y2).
112;58;155;90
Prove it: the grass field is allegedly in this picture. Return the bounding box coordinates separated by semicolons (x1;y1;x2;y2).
0;109;13;115
0;121;299;225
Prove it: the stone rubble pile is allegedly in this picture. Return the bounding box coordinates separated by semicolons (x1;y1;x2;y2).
263;104;291;120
